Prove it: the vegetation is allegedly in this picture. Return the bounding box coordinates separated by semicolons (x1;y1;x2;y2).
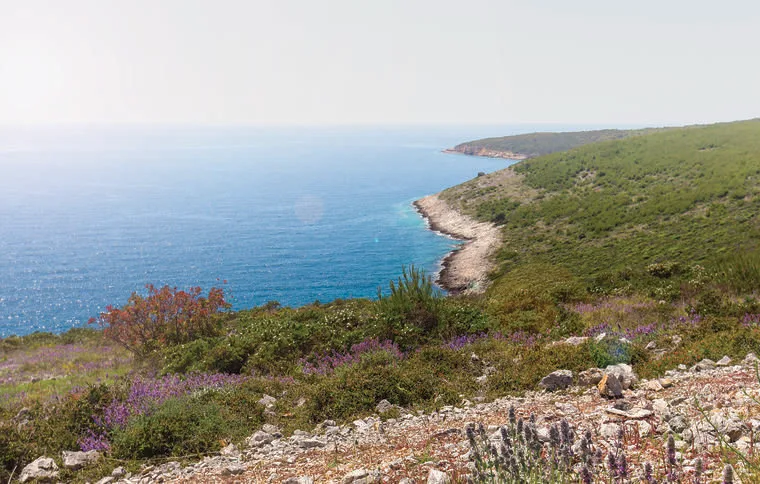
3;120;760;481
450;127;668;158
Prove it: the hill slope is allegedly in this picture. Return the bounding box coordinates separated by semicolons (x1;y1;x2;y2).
441;119;760;288
446;127;668;159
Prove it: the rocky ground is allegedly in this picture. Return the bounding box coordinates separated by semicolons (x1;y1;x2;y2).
22;348;760;483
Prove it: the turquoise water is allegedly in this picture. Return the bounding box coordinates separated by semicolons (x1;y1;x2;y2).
0;125;532;336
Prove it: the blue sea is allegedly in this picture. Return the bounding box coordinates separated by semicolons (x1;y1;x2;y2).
0;124;564;337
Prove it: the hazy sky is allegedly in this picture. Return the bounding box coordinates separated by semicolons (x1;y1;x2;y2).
1;0;758;126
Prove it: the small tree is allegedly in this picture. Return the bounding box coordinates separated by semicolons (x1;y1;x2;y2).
89;284;230;356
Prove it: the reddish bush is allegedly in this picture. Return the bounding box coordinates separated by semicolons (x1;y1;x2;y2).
89;285;229;355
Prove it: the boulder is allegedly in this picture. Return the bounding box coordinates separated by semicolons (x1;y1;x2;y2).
690;359;716;372
111;466;127;478
246;430;275;447
19;457;59;483
605;363;638;389
220;443;240;457
342;468;380;484
62;450;101;470
597;373;623;399
716;356;732;367
538;370;573;392
427;469;451;484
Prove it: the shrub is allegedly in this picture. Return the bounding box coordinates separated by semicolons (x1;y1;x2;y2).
376;266;443;345
89;284;230;356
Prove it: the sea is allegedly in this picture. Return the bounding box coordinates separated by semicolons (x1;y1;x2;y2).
0;124;574;337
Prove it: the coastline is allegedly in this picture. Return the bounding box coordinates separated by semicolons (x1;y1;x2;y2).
413;194;502;295
442;147;529;160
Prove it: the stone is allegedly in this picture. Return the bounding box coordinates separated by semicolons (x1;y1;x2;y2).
652;399;670;418
659;378;674;388
600;422;622;441
246;430;275;447
605;363;638;389
538;370;573;391
672;335;682;346
112;466;127;478
427;469;451;484
594;333;607;342
296;438;326;449
19;457;59;483
563;336;589;346
95;477;115;484
283;477;315;484
605;407;653;419
723;418;746;442
744;352;759;366
690;359;716;372
343;469;369;483
716;356;732;367
258;394;277;408
578;368;604;386
645;341;657;350
643;380;664;392
598;373;624;399
222;464;246;476
376;399;394;414
220;443;240;457
669;414;689;434
262;423;281;435
62;450;101;470
637;420;653;437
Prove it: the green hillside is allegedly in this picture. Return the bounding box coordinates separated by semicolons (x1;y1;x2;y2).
449;127;667;158
442;119;760;291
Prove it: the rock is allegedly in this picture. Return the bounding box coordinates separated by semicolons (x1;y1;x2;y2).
670;396;687;407
427;469;451;484
605;407;653;419
563;336;588;346
723;418;746;442
220;443;240;457
600;422;622;441
597;373;624;399
399;479;415;484
605;363;638;389
284;477;315;484
578;368;604;386
652;399;670;418
594;333;607;342
677;364;687;371
643;380;664;392
262;423;281;435
246;430;275;447
343;468;379;484
376;399;394;414
19;457;59;483
659;378;674;388
716;356;732;367
258;394;277;408
538;370;573;391
112;466;127;478
619;337;632;344
637;420;653;437
672;335;682;346
470;353;480;363
95;477;115;484
691;359;716;372
669;414;690;434
222;464;246;475
744;352;759;366
62;450;101;470
296;438;326;449
645;341;657;350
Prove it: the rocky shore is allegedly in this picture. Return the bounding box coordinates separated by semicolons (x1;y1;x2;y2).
413;194;501;295
442;147;528;160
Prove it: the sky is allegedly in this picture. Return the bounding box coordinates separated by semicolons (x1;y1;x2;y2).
0;0;758;126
